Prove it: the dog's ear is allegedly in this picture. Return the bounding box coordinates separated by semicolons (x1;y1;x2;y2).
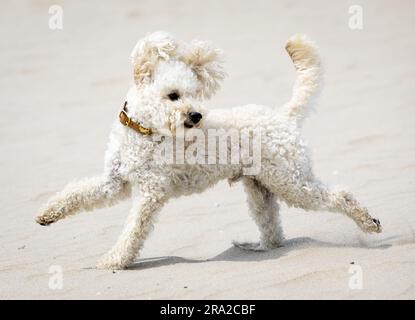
131;31;177;86
181;40;226;99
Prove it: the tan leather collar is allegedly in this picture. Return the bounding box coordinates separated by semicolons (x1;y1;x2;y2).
119;101;153;135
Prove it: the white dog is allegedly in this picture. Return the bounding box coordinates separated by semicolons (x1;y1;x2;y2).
36;32;382;269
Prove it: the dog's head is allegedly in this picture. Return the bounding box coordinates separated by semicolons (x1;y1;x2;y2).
125;31;225;134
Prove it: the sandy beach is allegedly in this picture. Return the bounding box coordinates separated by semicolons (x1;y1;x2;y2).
1;0;415;299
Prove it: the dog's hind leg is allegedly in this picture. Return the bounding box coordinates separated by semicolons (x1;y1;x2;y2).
324;188;382;233
97;188;168;269
276;179;382;234
36;174;130;226
233;178;284;251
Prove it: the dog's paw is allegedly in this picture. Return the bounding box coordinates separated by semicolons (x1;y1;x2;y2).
360;218;382;234
35;216;51;226
232;241;278;252
35;209;59;226
36;203;68;226
96;254;129;270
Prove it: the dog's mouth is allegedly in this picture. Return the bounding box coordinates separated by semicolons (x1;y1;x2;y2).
184;121;194;128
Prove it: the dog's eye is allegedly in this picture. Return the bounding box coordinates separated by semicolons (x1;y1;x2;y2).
167;92;180;101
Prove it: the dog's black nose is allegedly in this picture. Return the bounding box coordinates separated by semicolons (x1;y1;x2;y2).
188;112;202;124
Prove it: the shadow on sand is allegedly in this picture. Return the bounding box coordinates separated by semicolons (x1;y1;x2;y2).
128;236;393;271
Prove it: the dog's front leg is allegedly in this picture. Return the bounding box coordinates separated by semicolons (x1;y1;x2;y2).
36;175;129;226
97;191;168;270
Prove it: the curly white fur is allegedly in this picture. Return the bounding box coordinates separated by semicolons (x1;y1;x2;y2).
36;32;382;270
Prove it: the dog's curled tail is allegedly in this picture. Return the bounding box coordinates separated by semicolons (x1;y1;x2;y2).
280;34;322;127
